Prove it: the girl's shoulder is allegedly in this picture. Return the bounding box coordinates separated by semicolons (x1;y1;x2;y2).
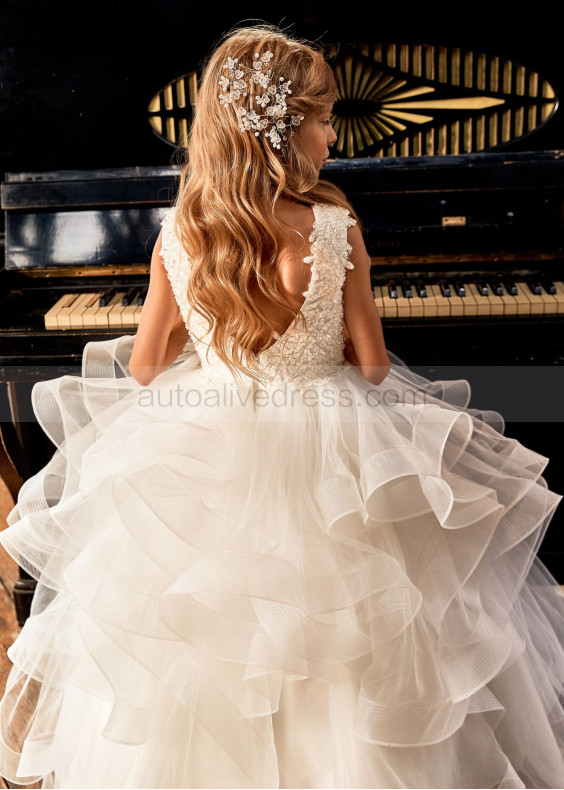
275;199;353;221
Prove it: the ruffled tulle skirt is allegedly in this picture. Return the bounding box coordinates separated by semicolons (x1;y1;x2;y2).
0;336;562;788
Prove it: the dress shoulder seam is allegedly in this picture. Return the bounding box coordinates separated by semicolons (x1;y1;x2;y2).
339;207;356;270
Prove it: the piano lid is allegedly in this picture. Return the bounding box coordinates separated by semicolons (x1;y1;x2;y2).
3;150;564;271
1;166;183;271
322;150;564;257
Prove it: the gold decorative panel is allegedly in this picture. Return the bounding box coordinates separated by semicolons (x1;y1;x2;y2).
148;42;557;157
148;71;198;148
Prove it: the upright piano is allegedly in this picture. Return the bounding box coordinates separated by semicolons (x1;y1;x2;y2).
1;151;564;622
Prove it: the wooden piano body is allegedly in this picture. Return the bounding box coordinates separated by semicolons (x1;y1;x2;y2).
1;151;563;622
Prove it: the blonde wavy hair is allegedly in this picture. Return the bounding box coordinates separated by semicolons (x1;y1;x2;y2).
171;22;361;384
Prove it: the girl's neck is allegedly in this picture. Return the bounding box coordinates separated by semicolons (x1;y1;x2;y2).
275;196;305;209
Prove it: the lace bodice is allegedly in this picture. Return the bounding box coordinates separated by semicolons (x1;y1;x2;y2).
159;202;357;388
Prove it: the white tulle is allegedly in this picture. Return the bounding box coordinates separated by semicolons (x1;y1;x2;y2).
0;332;562;788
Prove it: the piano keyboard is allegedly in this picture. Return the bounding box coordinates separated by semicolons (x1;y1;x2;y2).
43;278;564;330
44;288;147;330
372;278;564;320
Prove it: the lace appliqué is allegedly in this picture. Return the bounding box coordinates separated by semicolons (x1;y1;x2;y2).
246;203;357;389
158;203;357;390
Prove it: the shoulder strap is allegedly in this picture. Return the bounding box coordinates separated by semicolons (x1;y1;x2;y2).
159;206;180;271
314;204;357;270
338;206;357;270
158;206;191;323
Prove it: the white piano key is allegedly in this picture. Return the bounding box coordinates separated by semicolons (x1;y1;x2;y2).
55;293;85;329
498;283;519;317
444;284;464;318
373;285;385;315
395;286;412;319
467;283;491;316
107;293;128;327
81;293;106;328
459;286;478;318
406;289;425;319
538;280;562;316
94;293;124;327
485;285;505;317
44;294;75;330
420;286;439;319
120;303;140;327
551;282;564;314
380;284;398;320
427;284;450;318
514;281;541;316
504;282;530;316
68;293;95;328
539;292;558;316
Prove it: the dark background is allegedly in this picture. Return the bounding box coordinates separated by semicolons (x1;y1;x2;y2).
1;0;563;577
1;0;563;182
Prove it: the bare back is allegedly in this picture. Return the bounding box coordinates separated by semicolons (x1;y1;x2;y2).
249;199;316;352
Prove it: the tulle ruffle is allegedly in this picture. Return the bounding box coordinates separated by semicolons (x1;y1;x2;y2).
0;335;562;788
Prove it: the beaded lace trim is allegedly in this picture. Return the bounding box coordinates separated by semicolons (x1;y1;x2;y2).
158;203;357;388
159;211;192;340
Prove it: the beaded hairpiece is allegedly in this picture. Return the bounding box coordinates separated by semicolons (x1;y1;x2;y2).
218;50;305;149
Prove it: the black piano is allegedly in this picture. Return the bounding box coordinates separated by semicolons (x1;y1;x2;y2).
1;150;564;622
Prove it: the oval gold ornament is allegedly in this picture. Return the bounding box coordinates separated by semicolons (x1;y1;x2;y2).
148;42;557;158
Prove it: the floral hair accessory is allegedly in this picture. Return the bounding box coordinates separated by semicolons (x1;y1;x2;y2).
218;50;305;149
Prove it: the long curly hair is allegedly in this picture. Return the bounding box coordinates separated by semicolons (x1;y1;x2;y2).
172;22;361;384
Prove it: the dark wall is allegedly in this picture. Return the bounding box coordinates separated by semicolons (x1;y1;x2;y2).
1;0;563;180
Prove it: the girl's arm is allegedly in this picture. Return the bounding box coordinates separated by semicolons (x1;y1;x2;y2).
342;322;360;366
343;222;391;386
129;228;189;385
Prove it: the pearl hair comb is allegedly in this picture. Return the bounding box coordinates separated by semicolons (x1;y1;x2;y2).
218;50;305;149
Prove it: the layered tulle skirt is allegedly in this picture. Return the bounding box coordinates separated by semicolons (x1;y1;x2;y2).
0;336;562;788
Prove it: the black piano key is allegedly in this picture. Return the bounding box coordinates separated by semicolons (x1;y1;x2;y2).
476;279;489;296
138;287;149;303
402;279;413;298
439;279;451;298
454;279;466;297
482;279;496;295
490;278;504;296
388;281;398;299
122;288;140;306
98;288;117;307
416;279;427;298
502;279;518;295
525;277;543;295
539;276;557;295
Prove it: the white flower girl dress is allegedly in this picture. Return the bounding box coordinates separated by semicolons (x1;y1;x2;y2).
0;202;562;788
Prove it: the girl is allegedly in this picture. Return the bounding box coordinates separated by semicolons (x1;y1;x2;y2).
0;22;563;789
